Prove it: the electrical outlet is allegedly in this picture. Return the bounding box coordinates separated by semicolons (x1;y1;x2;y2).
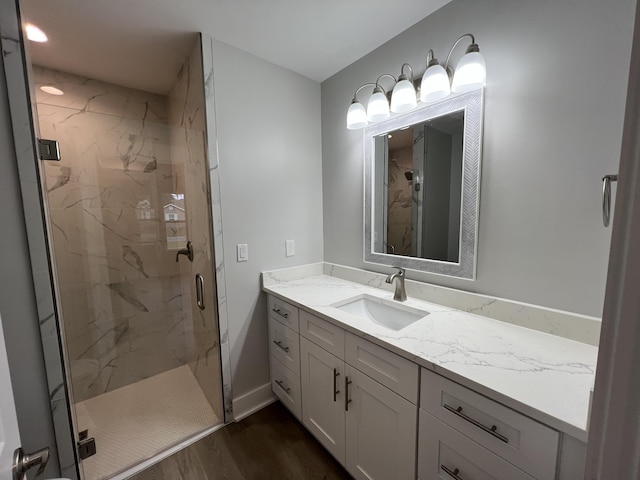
237;243;248;262
285;239;295;257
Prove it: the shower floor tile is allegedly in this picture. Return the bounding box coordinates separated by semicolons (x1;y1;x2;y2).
75;365;221;480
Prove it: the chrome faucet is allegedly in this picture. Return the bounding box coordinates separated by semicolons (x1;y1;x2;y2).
386;268;407;302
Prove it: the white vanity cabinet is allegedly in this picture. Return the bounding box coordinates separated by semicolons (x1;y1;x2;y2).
300;337;346;462
266;292;588;480
299;311;418;480
418;368;559;480
267;296;302;419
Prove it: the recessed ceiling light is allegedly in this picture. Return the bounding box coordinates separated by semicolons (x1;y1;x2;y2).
388;134;393;138
40;86;64;96
25;23;48;43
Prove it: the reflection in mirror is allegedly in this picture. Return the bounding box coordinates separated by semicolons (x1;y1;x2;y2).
365;89;483;279
377;111;464;262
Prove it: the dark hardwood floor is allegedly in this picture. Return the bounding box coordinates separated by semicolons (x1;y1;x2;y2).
128;401;352;480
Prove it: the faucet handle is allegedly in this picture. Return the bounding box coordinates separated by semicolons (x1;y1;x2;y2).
396;267;405;276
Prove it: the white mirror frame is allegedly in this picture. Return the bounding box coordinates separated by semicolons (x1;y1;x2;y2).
364;88;484;279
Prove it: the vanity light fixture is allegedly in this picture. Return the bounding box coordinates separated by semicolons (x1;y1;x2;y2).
390;64;417;113
347;83;375;130
447;34;486;93
25;23;48;43
346;33;486;130
367;74;396;122
420;50;450;103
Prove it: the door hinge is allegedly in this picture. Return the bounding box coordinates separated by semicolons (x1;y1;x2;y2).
77;430;97;460
37;138;61;161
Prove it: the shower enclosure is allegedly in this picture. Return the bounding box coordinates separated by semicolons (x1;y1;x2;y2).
28;36;225;479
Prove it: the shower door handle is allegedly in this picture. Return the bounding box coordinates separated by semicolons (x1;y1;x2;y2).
602;174;618;227
13;446;49;480
195;274;205;310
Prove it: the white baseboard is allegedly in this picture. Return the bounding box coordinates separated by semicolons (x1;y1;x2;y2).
232;382;276;421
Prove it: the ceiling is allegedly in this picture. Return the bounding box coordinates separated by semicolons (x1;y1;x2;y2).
21;0;452;94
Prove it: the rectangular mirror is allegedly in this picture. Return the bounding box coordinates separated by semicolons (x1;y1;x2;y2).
364;89;483;279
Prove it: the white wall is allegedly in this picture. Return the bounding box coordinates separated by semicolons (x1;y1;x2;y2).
211;40;324;403
321;0;636;317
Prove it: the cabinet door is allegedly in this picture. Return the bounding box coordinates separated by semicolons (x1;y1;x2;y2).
345;364;417;480
300;337;346;463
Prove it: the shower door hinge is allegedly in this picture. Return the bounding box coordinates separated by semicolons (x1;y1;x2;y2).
77;430;97;460
37;138;61;161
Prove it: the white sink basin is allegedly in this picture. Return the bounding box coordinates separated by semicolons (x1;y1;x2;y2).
332;294;428;331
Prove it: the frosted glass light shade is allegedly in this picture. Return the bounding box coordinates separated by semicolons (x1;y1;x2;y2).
367;91;390;122
451;51;486;93
390;79;417;113
347;101;368;129
420;64;450;103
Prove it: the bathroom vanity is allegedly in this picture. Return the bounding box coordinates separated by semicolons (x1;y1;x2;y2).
262;263;597;480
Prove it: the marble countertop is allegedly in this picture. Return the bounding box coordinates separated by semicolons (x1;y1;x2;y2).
262;273;597;442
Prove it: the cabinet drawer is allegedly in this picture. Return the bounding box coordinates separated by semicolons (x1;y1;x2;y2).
268;317;300;375
418;410;535;480
345;332;418;404
270;355;301;420
300;310;345;359
268;295;299;332
420;368;558;480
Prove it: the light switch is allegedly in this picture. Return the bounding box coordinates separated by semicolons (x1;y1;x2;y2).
237;243;248;262
285;239;295;257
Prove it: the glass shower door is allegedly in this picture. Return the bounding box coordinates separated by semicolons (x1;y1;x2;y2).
32;37;224;480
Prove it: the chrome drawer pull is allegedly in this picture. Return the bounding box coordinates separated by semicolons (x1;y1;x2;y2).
441;465;463;480
272;340;290;353
272;308;289;319
275;379;291;394
333;368;340;402
345;377;352;411
443;404;509;443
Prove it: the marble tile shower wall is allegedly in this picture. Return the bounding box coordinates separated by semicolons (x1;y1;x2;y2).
387;145;413;256
167;41;223;415
34;66;191;402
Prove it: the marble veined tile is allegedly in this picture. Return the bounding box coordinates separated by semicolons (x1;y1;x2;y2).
33;66;168;123
36;46;224;410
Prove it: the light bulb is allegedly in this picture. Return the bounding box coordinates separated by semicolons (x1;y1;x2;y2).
367;89;390;122
452;51;486;93
420;64;450;103
347;101;367;130
390;78;417;113
25;23;48;43
40;86;64;95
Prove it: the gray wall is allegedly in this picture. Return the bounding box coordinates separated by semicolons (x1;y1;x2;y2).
211;40;324;400
321;0;636;317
